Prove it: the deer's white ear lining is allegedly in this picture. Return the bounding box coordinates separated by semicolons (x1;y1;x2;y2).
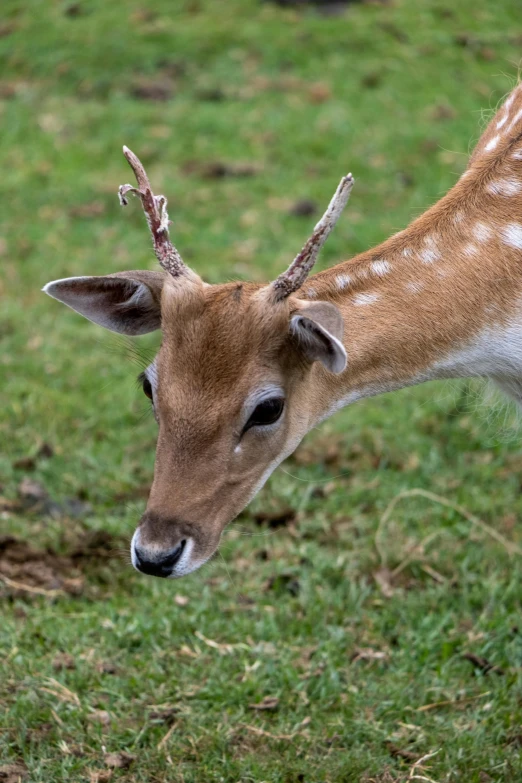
42;276;162;335
290;314;347;374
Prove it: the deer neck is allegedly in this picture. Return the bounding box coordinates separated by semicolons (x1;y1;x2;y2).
302;168;522;422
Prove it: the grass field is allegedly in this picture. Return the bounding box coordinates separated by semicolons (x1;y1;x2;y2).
1;1;522;781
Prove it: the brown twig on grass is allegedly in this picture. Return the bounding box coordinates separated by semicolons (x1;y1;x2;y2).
406;748;442;783
118;146;187;279
415;691;491;712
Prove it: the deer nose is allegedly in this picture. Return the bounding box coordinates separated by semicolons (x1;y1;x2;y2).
133;540;186;578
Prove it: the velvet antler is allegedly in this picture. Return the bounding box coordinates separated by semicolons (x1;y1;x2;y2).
272;173;354;299
118;146;187;279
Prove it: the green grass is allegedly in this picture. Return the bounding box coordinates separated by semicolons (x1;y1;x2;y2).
1;1;522;780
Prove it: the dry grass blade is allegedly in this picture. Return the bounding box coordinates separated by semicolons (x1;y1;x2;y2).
242;725;298;741
40;677;81;707
375;488;522;568
415;691;490;712
157;721;178;750
0;574;65;598
194;630;250;654
406;748;441;783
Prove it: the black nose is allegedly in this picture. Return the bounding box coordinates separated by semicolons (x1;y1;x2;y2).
134;540;186;578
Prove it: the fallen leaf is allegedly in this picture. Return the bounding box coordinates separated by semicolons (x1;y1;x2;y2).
307;81;331;103
129;76;174;101
69;202;105;219
386;742;421;762
462;653;504;675
37;443;54;459
252;507;296;528
18;478;48;503
0;761;28;783
52;652;76;671
174;594;189;606
96;660;118;675
103;751;135;769
430;103;457;121
350;647;390;664
373;567;395;598
264;573;300;596
248;695;279;711
182;160;261;179
288;199;318;217
88;771;112;783
148;706;179;724
12;457;36;471
0;497;22;513
0;23;17;37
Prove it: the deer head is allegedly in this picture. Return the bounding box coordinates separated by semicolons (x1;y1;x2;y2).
44;148;352;578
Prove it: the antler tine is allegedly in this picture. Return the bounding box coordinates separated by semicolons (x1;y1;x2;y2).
272;173;354;299
118;145;187;279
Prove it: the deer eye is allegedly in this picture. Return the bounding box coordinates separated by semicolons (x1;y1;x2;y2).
244;397;285;433
139;372;153;401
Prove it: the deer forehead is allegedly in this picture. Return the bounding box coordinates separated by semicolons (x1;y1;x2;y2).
154;282;292;405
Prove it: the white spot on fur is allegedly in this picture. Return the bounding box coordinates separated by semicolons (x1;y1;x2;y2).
453;210;465;224
353;292;380;306
370;259;391;277
336;274;351;290
485;135;499;151
472;222;493;243
419;248;441;264
402;247;413;258
306;287;318;298
406;281;424;294
512;149;522;160
501;223;522;249
487;178;522;197
463;243;479;257
418;234;442;264
507;107;522;132
497;114;508;130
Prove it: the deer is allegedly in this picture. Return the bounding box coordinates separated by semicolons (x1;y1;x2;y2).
44;82;522;579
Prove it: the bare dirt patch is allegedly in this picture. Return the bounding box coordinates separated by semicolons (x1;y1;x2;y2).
0;531;125;599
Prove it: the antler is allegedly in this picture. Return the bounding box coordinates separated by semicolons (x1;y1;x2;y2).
118;146;187;279
272;173;354;299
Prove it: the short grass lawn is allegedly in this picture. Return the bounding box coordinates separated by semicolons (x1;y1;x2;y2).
1;0;522;780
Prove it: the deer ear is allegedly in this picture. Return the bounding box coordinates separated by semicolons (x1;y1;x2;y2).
43;270;165;335
290;300;347;374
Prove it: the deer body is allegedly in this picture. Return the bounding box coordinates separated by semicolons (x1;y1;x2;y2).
44;83;522;578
